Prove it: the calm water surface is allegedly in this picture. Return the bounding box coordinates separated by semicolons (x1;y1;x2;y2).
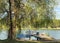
0;30;60;40
22;30;60;39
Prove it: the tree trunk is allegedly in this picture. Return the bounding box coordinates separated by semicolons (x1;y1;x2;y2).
8;0;13;40
8;0;22;40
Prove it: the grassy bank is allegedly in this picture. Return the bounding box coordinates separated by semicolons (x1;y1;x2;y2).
0;39;60;43
22;27;60;30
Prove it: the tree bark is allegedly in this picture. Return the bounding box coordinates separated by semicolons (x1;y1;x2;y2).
8;0;13;40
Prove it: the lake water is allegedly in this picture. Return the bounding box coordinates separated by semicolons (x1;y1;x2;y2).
0;30;8;40
39;30;60;39
22;30;60;39
0;30;60;40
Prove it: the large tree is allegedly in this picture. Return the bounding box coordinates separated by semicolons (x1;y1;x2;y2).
0;0;56;40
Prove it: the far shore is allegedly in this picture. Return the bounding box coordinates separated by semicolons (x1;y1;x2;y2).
21;27;60;30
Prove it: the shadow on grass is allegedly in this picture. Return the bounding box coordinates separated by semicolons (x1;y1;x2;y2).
0;39;37;43
0;39;60;43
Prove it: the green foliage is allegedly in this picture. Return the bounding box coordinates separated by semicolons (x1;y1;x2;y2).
0;0;9;30
25;0;56;28
10;0;56;29
0;0;57;30
0;0;7;13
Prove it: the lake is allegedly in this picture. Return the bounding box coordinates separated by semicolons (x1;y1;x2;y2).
22;30;60;39
0;30;60;40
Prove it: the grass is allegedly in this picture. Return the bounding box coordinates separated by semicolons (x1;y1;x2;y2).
0;39;60;43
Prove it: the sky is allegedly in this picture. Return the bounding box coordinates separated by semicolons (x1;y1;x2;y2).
55;0;60;19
